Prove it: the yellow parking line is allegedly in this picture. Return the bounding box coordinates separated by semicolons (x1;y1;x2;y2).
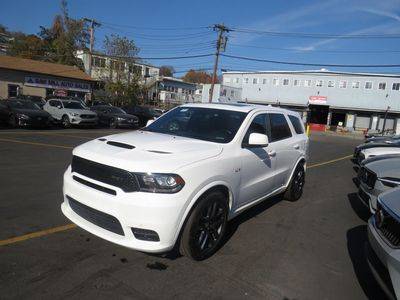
0;153;353;247
0;224;77;246
0;138;73;149
308;154;353;169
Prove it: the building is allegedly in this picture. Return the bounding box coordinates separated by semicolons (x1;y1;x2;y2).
0;32;13;56
147;76;197;104
198;84;242;103
75;50;159;83
223;70;400;133
0;55;94;100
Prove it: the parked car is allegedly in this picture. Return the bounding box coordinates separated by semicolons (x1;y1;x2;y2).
89;100;112;107
10;95;46;109
90;105;139;128
0;99;52;128
358;157;400;213
365;134;400;144
61;103;308;260
360;153;400;167
353;141;400;164
359;147;400;163
122;105;162;127
367;187;400;299
43;99;97;128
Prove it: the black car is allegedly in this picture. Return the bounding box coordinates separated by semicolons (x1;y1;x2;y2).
89;100;112;107
122;105;162;127
0;99;52;128
90;105;139;128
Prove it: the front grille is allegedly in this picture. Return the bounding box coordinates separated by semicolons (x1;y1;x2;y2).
67;196;124;236
359;167;376;189
71;156;139;192
73;175;116;195
358;188;370;206
375;204;400;248
81;114;95;119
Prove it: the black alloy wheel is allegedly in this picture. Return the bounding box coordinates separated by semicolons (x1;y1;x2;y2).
284;164;305;201
180;190;228;260
62;115;71;128
8;115;17;128
109;118;117;129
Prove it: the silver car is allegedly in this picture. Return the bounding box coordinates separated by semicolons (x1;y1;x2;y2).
43;99;98;128
358;157;400;213
367;187;400;300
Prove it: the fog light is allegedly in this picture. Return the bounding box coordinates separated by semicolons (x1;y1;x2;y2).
131;227;160;242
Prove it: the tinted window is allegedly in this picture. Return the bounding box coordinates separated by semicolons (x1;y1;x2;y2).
7;100;40;110
63;101;85;109
288;115;304;134
145;107;247;144
243;113;270;144
270;113;292;142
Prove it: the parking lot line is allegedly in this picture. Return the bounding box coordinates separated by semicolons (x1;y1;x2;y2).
0;138;73;149
0;224;77;246
0;153;353;247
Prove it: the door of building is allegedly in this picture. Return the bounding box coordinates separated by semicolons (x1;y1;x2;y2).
308;104;329;125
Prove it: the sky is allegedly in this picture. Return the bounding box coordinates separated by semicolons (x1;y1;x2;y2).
1;0;400;74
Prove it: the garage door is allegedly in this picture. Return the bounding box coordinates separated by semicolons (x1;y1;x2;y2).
354;116;371;129
377;118;395;131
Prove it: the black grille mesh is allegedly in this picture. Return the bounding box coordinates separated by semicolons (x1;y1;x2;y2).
359;167;377;189
377;206;400;248
71;156;139;192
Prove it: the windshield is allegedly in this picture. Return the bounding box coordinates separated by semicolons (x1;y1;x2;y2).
107;107;126;114
8;101;40;110
63;101;85;109
145;107;247;143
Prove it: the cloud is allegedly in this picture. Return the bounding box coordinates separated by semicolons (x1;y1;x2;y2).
358;7;400;22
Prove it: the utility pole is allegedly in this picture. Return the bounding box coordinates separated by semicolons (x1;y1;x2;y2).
382;106;391;134
209;24;230;103
83;18;101;77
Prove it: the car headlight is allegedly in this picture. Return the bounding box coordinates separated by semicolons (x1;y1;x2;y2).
135;173;185;193
17;114;30;120
69;112;79;117
378;177;400;188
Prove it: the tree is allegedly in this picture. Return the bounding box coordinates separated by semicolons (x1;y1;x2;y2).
103;34;140;58
8;33;47;59
182;69;218;84
159;65;175;77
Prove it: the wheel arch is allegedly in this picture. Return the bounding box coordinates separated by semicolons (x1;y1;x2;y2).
284;156;307;188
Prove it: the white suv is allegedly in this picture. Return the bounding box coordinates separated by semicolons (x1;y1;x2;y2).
61;103;308;260
43;99;98;128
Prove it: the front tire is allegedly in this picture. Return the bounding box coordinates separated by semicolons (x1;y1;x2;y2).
180;190;228;261
62;115;71;128
284;163;305;201
109;118;117;129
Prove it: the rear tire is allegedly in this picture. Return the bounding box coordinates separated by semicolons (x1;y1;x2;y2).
109;118;117;129
8;115;17;128
284;163;305;202
180;190;228;261
62;115;71;128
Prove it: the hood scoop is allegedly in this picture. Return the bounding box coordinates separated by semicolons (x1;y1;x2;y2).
147;150;172;154
106;141;135;149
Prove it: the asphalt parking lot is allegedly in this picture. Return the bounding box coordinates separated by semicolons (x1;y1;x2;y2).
0;129;388;299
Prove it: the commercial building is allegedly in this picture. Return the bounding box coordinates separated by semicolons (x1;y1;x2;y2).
198;83;242;103
0;55;94;100
75;50;159;83
223;70;400;133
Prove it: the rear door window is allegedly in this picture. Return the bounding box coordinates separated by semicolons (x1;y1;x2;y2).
269;113;292;142
288;115;304;134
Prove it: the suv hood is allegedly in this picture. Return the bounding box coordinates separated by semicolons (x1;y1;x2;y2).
379;187;400;216
365;157;400;178
64;108;96;115
72;130;223;173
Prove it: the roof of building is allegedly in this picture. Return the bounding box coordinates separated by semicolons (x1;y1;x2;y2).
222;69;400;78
0;55;95;81
183;102;290;113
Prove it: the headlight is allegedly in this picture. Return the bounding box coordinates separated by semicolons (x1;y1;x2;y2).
69;112;79;117
378;177;400;188
17;114;30;120
135;173;185;193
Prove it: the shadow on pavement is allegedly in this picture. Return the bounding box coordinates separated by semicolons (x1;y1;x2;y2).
348;193;371;222
347;225;388;300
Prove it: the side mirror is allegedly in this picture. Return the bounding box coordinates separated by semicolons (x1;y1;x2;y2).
146;119;155;126
248;133;269;147
57;105;62;109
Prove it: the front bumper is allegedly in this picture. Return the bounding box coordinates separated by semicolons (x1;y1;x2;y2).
367;218;400;299
61;167;187;253
18;117;50;127
116;119;139;128
70;116;98;125
358;183;378;213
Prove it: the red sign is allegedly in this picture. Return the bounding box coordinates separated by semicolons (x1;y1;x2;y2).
309;95;327;104
54;89;67;97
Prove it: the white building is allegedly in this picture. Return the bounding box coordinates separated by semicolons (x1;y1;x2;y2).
223;70;400;133
198;84;242;103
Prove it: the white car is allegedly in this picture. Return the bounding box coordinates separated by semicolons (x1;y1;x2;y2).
61;103;308;260
359;147;400;162
43;99;98;128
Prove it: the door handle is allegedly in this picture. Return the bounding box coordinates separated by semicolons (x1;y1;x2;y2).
268;150;276;157
294;144;300;149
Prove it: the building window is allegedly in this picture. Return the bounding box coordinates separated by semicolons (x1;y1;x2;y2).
236;78;240;83
253;78;258;84
224;77;231;84
339;80;347;88
8;84;19;97
273;78;279;86
304;80;311;87
328;80;335;87
92;56;106;68
129;64;142;74
378;82;386;90
393;83;400;90
293;79;300;86
315;80;323;87
283;79;289;86
365;81;373;89
262;78;267;84
244;78;249;84
352;81;360;88
111;60;125;71
230;90;235;97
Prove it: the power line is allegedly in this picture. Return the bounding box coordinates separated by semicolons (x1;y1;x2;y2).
100;21;209;31
221;53;400;68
